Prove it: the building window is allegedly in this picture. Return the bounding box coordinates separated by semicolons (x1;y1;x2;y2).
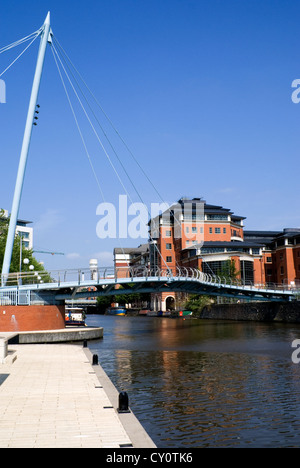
19;231;29;239
280;266;284;275
186;227;189;233
215;227;221;234
166;256;172;263
192;227;197;233
223;228;226;234
200;227;204;233
186;240;190;245
166;243;172;250
209;227;212;234
166;230;171;237
266;257;272;262
207;214;228;220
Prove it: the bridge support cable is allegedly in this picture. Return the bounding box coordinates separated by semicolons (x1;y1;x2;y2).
51;43;132;272
51;35;188;274
52;35;165;204
0;28;42;55
50;38;172;275
0;31;41;78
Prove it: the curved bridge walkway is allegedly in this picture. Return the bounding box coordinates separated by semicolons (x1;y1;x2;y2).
0;267;299;305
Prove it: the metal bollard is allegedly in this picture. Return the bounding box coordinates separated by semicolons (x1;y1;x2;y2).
92;354;98;365
118;391;130;413
83;340;87;348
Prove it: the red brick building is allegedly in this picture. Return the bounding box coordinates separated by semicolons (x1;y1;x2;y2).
114;197;300;312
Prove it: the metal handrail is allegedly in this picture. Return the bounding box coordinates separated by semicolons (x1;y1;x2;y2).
1;265;300;297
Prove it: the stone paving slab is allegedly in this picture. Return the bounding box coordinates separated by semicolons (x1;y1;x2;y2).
0;343;135;448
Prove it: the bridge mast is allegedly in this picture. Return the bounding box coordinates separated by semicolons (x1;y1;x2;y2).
1;12;51;285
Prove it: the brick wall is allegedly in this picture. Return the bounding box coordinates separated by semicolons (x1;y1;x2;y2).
0;305;65;332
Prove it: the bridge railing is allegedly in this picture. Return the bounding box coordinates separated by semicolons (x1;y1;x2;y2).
1;265;300;296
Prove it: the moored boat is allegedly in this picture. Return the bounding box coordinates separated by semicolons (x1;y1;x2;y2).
171;310;193;318
65;307;86;326
146;310;158;317
139;308;150;316
106;307;127;316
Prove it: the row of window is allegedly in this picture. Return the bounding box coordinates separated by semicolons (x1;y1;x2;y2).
164;226;244;237
185;227;227;234
183;214;228;221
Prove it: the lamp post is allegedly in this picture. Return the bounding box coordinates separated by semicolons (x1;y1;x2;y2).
22;258;34;285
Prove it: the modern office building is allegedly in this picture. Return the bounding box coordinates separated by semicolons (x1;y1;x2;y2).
1;209;33;249
113;197;300;312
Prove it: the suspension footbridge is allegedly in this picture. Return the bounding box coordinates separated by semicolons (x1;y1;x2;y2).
0;266;298;307
0;12;299;322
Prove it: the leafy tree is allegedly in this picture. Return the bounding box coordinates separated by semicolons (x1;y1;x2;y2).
184;294;213;317
96;295;112;313
216;259;239;283
96;285;150;312
0;210;52;284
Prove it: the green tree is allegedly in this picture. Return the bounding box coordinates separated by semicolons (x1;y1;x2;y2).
184;294;213;317
0;210;52;284
217;259;239;283
96;295;112;313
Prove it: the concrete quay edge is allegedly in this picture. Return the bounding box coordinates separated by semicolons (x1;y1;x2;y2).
11;326;103;344
0;341;156;448
83;348;156;449
0;328;156;449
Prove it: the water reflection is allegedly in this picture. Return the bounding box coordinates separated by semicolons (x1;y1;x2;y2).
87;316;300;447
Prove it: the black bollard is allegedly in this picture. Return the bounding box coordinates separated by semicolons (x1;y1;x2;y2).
83;340;87;348
118;391;130;413
92;354;98;365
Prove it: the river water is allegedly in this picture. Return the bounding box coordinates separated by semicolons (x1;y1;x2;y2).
86;314;300;448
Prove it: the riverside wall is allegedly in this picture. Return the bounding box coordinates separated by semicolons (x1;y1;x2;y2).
200;301;300;323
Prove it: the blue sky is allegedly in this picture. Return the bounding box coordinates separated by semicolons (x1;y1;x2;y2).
0;0;300;272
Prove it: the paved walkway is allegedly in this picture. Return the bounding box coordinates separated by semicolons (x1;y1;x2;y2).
0;343;152;448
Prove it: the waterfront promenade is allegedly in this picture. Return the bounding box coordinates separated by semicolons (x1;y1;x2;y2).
0;341;156;448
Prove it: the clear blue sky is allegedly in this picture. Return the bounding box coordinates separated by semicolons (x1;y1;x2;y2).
1;0;300;272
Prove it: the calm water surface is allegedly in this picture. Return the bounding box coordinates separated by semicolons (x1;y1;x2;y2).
86;315;300;448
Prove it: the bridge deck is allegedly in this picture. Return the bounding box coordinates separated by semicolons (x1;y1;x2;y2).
0;267;298;303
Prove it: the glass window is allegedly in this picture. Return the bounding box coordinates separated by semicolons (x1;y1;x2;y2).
207;214;228;220
166;256;172;263
215;227;221;234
